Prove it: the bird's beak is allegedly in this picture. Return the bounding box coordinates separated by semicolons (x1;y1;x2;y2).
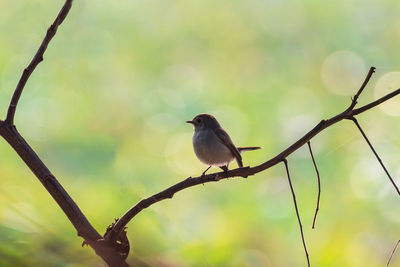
186;120;194;124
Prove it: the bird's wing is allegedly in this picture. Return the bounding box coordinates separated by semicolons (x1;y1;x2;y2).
212;127;243;167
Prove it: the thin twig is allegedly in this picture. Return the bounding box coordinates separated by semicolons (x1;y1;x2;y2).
387;240;400;267
107;70;400;242
352;88;400;116
5;0;73;124
351;117;400;196
348;66;376;110
307;141;321;229
283;159;310;267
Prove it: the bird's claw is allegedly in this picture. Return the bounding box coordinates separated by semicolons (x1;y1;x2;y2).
200;173;205;185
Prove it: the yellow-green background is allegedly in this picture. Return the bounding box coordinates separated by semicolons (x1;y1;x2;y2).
1;0;400;266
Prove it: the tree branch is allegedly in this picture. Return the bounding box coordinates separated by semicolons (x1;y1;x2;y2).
352;88;400;116
351;117;400;196
5;0;73;124
347;66;376;111
1;2;399;263
0;123;129;267
307;141;321;229
283;159;310;266
387;240;400;267
0;1;129;266
107;67;400;243
0;122;100;240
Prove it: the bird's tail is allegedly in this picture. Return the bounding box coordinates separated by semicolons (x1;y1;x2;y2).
237;146;262;153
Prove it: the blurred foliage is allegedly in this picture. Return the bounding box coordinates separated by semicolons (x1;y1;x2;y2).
1;0;400;266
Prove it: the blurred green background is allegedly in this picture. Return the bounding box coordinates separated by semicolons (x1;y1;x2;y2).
1;0;400;266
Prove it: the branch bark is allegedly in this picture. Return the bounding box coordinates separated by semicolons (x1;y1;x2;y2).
5;0;72;124
107;67;400;243
0;1;129;266
0;122;100;240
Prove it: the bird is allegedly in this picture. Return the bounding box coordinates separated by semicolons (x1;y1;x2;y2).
186;113;261;176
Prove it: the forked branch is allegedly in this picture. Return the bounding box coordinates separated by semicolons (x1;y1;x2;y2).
107;67;400;244
348;66;376;110
0;1;129;266
0;2;399;265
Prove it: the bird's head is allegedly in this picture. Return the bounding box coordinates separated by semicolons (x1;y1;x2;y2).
186;113;221;131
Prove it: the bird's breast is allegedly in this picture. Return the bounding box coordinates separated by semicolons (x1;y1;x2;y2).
192;129;233;166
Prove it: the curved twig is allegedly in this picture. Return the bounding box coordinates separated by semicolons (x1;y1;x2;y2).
5;0;73;124
283;159;310;266
107;67;400;243
307;141;321;229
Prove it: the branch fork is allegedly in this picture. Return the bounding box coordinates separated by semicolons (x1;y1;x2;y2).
0;1;399;266
105;66;400;265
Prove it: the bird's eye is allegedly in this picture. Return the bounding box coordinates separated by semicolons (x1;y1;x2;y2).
196;118;201;123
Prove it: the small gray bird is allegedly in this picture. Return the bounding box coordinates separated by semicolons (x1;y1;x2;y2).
187;113;261;176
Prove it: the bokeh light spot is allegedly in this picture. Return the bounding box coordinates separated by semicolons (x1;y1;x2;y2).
322;50;366;95
350;159;386;199
165;132;201;175
158;64;203;108
374;72;400;116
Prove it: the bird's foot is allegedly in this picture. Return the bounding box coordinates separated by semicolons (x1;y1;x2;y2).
200;166;211;185
219;166;229;179
200;174;205;186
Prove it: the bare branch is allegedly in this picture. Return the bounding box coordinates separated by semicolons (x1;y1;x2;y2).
307;141;321;229
5;0;73;124
352;88;400;116
1;5;398;262
283;159;310;267
0;124;131;267
0;122;101;240
351;117;400;196
0;1;130;266
387;240;400;267
107;69;400;242
348;66;376;110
